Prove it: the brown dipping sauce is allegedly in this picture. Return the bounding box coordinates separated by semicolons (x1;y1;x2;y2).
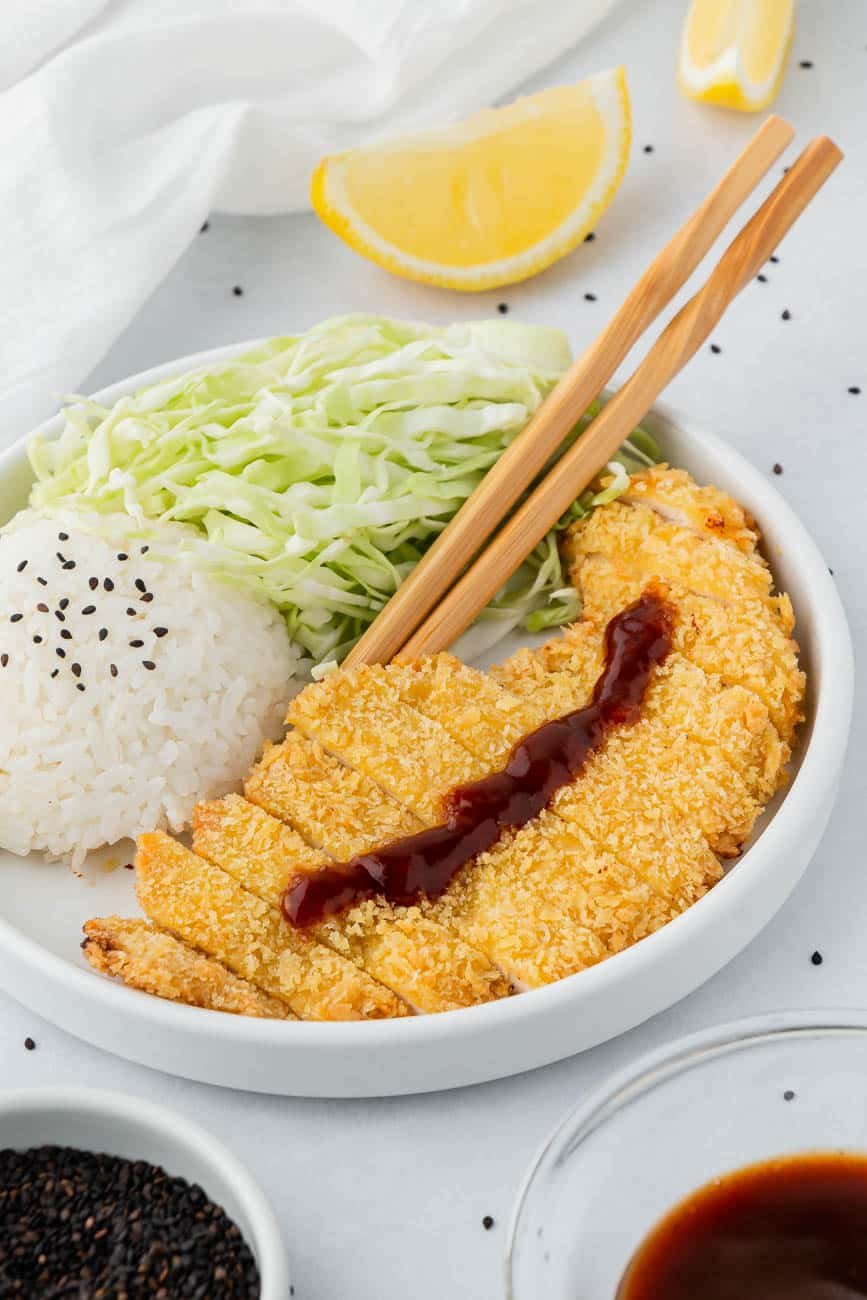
618;1153;867;1300
282;589;673;926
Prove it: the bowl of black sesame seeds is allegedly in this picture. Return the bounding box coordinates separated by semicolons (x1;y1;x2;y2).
0;1086;290;1299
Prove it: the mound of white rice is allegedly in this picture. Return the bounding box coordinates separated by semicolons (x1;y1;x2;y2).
0;513;303;866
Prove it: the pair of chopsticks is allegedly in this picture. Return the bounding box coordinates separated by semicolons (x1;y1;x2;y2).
345;117;842;668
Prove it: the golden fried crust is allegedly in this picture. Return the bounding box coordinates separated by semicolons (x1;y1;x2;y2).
389;654;542;765
135;833;409;1021
573;555;804;743
563;499;775;607
287;665;482;822
619;465;760;551
193;795;511;1013
82;917;293;1019
246;733;423;853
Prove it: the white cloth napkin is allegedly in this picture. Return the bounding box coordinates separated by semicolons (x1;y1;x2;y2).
0;0;617;446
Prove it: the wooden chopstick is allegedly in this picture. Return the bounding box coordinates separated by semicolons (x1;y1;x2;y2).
398;135;842;661
344;114;794;668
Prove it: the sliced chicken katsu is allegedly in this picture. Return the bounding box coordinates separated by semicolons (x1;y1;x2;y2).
82;917;293;1019
135;833;408;1021
193;793;511;1013
620;464;759;552
563;498;777;608
88;467;804;1017
573;558;803;741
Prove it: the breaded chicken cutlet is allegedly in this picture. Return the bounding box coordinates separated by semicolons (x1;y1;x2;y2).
84;468;805;1019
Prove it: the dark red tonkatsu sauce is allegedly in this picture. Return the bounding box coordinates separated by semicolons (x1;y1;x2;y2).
282;590;674;926
618;1153;867;1300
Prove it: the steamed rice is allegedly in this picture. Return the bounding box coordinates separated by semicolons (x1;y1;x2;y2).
0;513;302;866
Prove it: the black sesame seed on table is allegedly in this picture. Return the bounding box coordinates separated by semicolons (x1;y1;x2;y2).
770;254;780;263
200;220;210;232
643;144;654;153
799;59;813;68
584;231;595;242
482;1215;495;1230
0;1145;260;1298
784;1089;795;1101
781;309;791;321
849;386;861;395
497;302;509;314
233;285;244;296
773;463;783;475
757;273;768;283
584;292;597;301
811;950;823;966
24;1037;35;1050
710;343;722;354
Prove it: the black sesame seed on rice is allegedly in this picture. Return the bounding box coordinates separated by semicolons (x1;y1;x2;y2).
16;560;26;573
33;636;42;645
56;552;66;563
62;560;75;570
59;598;69;610
117;552;128;561
58;532;69;541
37;576;47;586
141;545;149;553
81;605;95;615
37;602;49;613
0;654;8;668
98;628;108;641
782;308;791;321
10;613;22;623
127;607;137;616
110;664;118;678
103;578;114;591
54;610;65;622
141;592;154;602
88;577;98;590
50;668;59;679
60;629;72;641
76;683;86;692
143;660;156;671
56;648;66;659
129;639;144;648
134;578;147;593
154;627;168;638
71;664;82;678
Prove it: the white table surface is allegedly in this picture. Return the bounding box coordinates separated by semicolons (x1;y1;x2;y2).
3;2;865;1297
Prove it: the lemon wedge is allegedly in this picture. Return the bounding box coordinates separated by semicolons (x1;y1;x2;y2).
311;69;631;291
678;0;794;111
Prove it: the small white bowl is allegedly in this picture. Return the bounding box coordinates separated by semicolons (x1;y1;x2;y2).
0;1086;290;1299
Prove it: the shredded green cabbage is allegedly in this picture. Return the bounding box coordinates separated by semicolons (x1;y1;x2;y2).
28;315;658;662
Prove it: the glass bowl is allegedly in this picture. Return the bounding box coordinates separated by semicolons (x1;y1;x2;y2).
507;1011;867;1300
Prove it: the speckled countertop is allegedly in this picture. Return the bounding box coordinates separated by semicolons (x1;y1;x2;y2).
2;2;865;1297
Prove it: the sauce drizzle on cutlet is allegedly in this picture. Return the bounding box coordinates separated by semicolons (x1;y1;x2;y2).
282;590;675;926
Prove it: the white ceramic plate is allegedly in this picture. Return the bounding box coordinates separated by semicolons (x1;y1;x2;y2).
0;343;854;1097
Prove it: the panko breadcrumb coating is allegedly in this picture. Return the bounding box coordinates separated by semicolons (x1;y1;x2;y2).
193;794;511;1013
87;468;805;1019
82;917;293;1019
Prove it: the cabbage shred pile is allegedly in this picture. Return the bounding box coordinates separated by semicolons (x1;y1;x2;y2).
29;316;658;663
